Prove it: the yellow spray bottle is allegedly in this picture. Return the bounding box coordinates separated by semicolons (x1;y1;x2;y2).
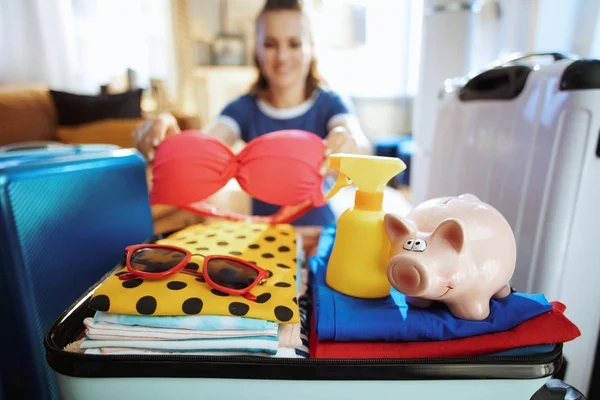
324;153;406;299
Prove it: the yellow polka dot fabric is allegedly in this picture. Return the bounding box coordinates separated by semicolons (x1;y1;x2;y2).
89;221;300;324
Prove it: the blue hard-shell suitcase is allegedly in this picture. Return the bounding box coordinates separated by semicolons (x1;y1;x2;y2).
0;143;154;400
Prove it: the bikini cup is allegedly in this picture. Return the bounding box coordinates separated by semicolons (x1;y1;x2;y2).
149;129;328;212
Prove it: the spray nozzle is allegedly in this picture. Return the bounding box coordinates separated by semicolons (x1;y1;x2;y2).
323;153;406;206
324;172;353;201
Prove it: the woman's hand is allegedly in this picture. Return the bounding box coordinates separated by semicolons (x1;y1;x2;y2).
133;113;181;161
325;126;360;155
320;126;360;176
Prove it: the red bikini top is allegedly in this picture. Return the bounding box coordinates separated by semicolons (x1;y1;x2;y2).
149;130;327;223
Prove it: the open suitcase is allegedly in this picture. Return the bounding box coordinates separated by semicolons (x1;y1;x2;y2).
0;143;154;400
425;54;600;395
44;224;577;400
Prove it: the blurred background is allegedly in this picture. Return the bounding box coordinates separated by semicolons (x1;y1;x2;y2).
2;0;599;201
1;0;600;397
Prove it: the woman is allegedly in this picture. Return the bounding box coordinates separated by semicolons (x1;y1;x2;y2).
134;0;372;227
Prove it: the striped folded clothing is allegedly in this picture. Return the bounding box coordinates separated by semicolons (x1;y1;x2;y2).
93;310;277;331
84;318;278;341
90;312;301;348
82;296;312;358
80;335;279;355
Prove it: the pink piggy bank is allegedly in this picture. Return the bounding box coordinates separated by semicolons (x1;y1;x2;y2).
384;193;516;321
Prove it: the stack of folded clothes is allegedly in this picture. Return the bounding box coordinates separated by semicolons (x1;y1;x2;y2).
80;221;309;358
308;225;581;359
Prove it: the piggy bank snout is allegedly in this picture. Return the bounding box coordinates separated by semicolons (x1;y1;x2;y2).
387;256;428;296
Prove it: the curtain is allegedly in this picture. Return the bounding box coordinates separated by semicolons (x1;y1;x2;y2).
0;0;79;89
0;0;177;98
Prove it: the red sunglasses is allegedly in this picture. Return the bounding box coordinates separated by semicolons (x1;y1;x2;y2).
118;244;269;302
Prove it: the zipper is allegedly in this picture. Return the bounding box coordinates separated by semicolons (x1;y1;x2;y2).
47;337;562;366
46;339;563;381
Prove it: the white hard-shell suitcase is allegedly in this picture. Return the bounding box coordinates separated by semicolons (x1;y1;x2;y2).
425;53;600;395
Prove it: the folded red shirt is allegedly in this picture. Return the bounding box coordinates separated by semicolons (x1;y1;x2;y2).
310;302;580;359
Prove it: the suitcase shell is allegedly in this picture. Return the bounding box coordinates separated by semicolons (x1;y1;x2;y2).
425;56;600;394
44;232;564;400
0;145;154;400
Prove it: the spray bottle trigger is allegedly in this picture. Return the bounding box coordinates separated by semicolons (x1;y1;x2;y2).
324;172;353;201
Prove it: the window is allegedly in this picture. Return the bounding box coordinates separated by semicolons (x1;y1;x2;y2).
310;0;423;98
69;0;176;96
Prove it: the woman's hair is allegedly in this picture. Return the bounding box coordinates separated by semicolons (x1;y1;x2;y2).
249;0;324;99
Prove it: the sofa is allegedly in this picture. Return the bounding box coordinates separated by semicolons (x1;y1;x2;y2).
0;84;251;234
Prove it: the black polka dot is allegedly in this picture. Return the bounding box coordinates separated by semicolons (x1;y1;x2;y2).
275;282;291;287
229;251;242;256
90;295;110;311
277;263;291;269
122;278;143;289
196;247;209;251
229;302;250;316
293;239;296;243
207;234;216;238
182;298;203;315
278;246;290;252
236;235;246;239
248;261;257;265
293;297;298;304
293;258;298;263
167;281;187;290
274;306;294;322
266;270;273;278
136;296;157;315
262;253;274;259
248;244;260;249
256;293;272;303
217;241;229;246
265;236;276;242
186;240;198;245
293;275;296;280
211;289;230;297
185;262;200;271
114;271;128;277
196;276;206;283
280;232;290;236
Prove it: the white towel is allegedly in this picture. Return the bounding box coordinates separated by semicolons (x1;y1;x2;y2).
79;336;278;355
84;346;307;358
84;318;277;341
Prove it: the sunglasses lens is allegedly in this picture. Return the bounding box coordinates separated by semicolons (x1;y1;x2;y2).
130;248;186;274
206;258;259;290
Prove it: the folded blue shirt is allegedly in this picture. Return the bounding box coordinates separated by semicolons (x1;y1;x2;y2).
309;225;553;342
489;344;556;356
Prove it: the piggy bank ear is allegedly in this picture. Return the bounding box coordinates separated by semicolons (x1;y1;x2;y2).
432;218;465;254
384;214;412;242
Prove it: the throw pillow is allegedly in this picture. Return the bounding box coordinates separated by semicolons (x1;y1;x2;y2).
50;89;143;126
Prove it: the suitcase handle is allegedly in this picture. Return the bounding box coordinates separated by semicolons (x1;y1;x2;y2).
458;52;575;101
0;141;71;153
459;65;532;101
500;52;571;66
